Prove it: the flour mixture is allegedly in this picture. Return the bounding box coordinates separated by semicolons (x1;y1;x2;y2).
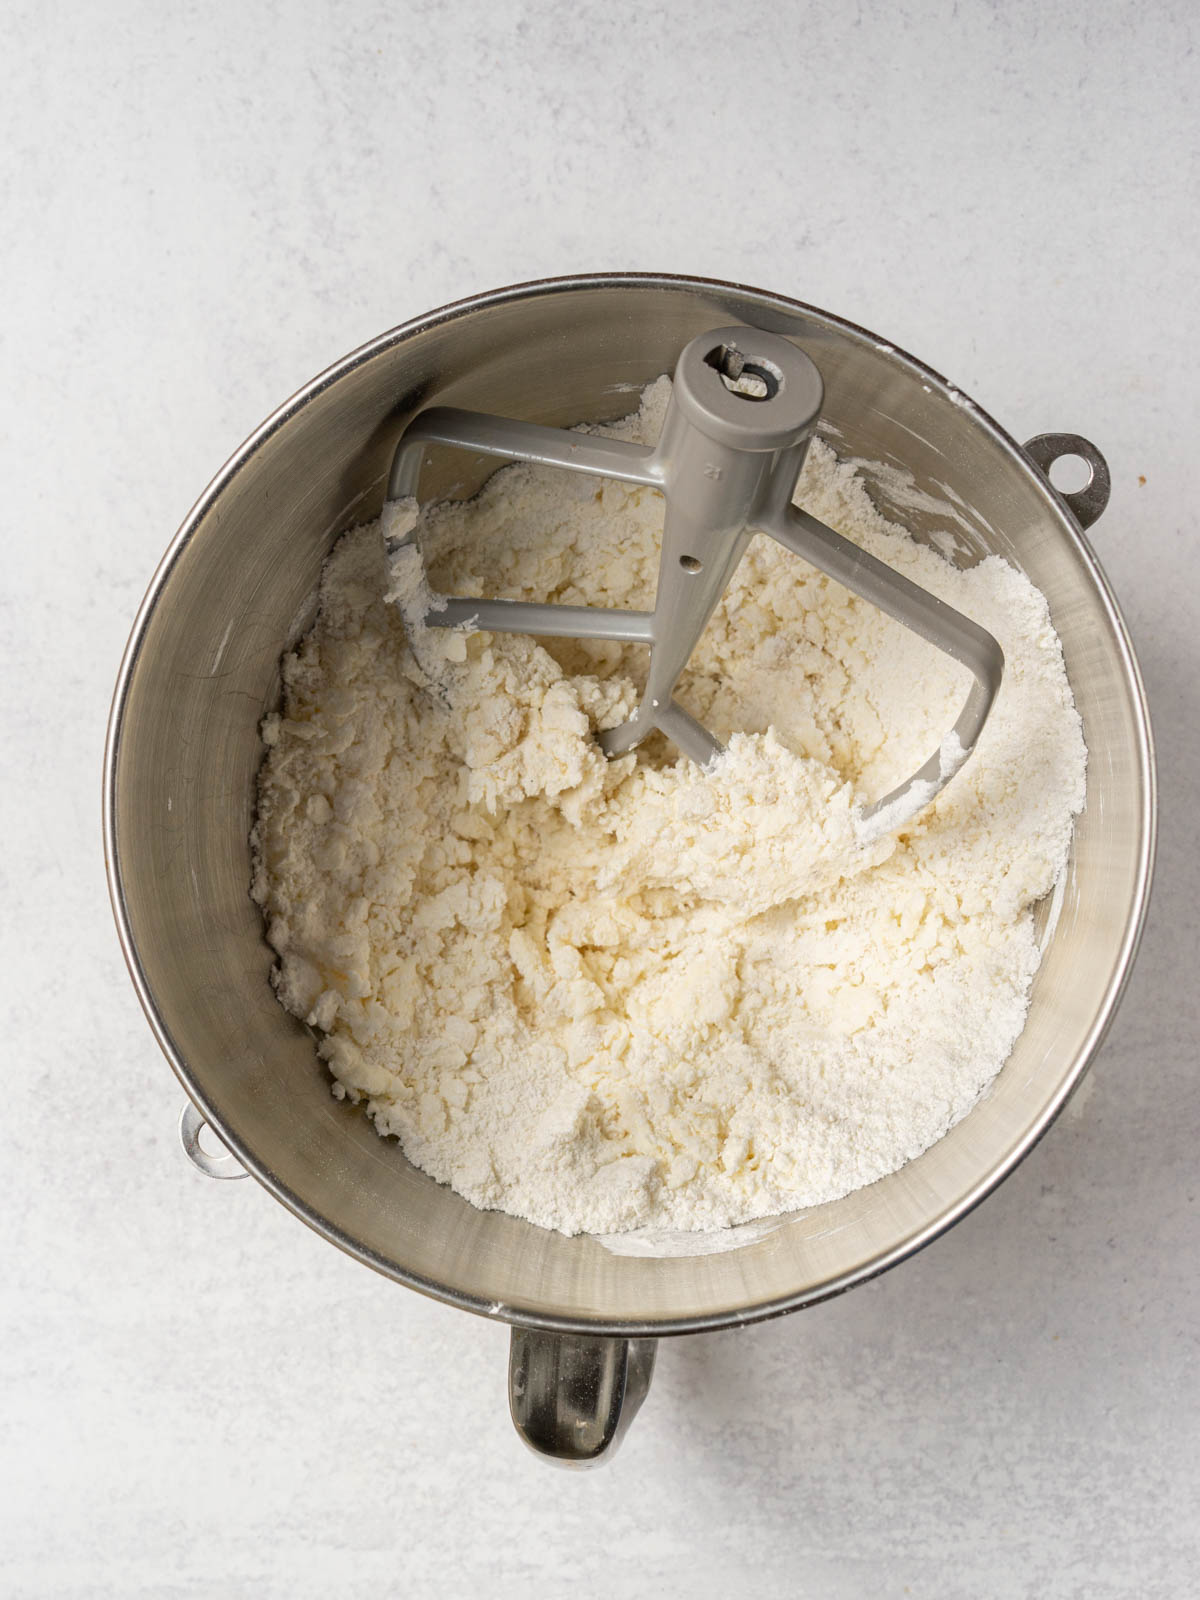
251;378;1086;1235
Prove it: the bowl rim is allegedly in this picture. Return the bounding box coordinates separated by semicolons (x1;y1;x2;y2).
103;271;1158;1336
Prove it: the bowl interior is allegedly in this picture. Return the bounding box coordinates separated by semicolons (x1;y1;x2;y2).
107;278;1153;1331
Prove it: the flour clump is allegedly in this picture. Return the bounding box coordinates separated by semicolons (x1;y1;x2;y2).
251;379;1086;1236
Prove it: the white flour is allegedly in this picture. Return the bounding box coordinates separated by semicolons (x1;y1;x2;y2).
251;379;1086;1236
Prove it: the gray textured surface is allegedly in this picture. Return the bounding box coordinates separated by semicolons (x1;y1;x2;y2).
2;1;1196;1595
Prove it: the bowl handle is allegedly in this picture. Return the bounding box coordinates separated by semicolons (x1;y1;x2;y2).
508;1328;657;1467
1023;434;1111;530
179;1102;248;1180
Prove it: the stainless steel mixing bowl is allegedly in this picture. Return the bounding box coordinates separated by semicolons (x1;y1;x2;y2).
105;274;1155;1463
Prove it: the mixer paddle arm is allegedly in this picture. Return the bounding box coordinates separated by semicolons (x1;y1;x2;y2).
763;504;1004;830
388;405;662;500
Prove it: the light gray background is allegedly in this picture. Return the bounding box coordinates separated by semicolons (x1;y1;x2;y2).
2;2;1196;1596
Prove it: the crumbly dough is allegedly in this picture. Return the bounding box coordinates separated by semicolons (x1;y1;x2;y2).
251;379;1086;1235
